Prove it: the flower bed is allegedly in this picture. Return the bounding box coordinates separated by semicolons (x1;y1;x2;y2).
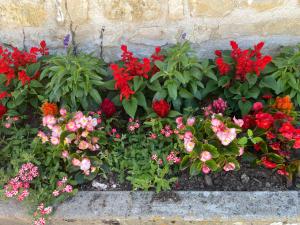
0;38;300;224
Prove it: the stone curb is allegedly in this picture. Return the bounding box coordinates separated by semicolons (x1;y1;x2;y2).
0;191;299;225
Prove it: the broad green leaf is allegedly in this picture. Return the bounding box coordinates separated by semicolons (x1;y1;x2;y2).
122;97;138;118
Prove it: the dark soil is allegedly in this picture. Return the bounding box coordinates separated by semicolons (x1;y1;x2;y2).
82;162;299;192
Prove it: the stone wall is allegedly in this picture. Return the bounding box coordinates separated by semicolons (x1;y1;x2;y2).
1;0;300;61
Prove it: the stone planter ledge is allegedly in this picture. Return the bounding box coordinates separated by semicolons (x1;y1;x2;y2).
0;191;299;225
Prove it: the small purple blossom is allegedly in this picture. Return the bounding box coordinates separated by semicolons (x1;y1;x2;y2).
63;34;70;48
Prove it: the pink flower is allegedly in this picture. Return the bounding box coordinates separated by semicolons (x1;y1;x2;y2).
233;116;244;127
61;150;69;159
42;115;56;128
223;162;235;171
151;154;158;161
51;125;62;137
202;164;211;174
239;147;244;156
187;117;196;126
50;136;60;145
4;123;11;128
34;217;46;225
216;128;236;146
184;141;195;152
200;151;212;162
149;133;157;139
37;131;49;143
59;108;67;116
78;140;89;150
212;98;227;114
52;190;60;197
80;158;91;172
184;131;193;140
211;118;224;132
72;158;81;167
252;102;263;112
66;121;78;132
74;111;84;120
176;116;183;125
64;185;73;193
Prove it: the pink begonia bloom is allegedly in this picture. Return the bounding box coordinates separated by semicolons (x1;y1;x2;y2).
216;128;236;146
128;125;135;131
51;125;62;137
59;108;67;116
129;118;134;122
184;131;193;140
80;158;91;171
111;128;117;133
64;137;72;145
4;123;11;128
176;116;183;125
72;158;81;167
239;147;244;156
211;118;224;133
81;130;89;137
202;164;211;174
37;131;49;143
42;115;57;129
187;117;196;126
42;206;52;215
13;116;19;121
184;141;195;152
34;217;46;225
78;116;89;128
200;151;212;162
78;140;89;150
223;162;236;171
61;150;69;158
64;185;73;193
233;116;244;127
66;121;78;132
50;136;60;145
86;124;95;132
74;111;84;120
52;190;60;197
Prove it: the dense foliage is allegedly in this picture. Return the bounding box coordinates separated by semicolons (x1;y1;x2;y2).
0;38;300;225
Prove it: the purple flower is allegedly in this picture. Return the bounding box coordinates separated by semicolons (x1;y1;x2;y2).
63;34;70;48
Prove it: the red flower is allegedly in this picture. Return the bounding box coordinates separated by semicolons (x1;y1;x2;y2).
269;142;280;151
266;131;276;140
277;168;289;176
215;57;230;75
273;111;292;121
0;103;7;119
255;112;274;130
261;156;277;169
0;91;10;99
293;138;300;149
252;102;263;112
262;93;272;100
254;143;261;152
100;98;116;118
279;122;295;140
242;115;255;129
18;70;31;86
152;99;170;118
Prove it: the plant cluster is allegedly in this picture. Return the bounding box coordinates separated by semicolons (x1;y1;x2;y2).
0;39;299;225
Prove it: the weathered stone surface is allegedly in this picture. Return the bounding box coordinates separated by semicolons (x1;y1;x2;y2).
188;0;236;17
0;1;46;27
0;191;299;225
168;0;184;20
241;0;286;11
102;0;162;21
64;0;89;25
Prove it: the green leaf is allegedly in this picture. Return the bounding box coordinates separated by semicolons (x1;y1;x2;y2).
167;81;178;100
89;89;102;104
246;74;258;88
202;144;219;158
26;62;40;77
189;160;201;176
180;155;190;170
133;76;143;91
168;110;181;117
205;71;218;81
179;88;194;99
29;80;44;88
122;97;138;118
136;92;147;110
238;100;252;115
238;137;248;145
245;87;260;99
150;72;163;83
205;159;218;171
247;129;253;137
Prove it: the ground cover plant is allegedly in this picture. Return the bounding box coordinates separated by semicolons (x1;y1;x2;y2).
0;38;299;225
